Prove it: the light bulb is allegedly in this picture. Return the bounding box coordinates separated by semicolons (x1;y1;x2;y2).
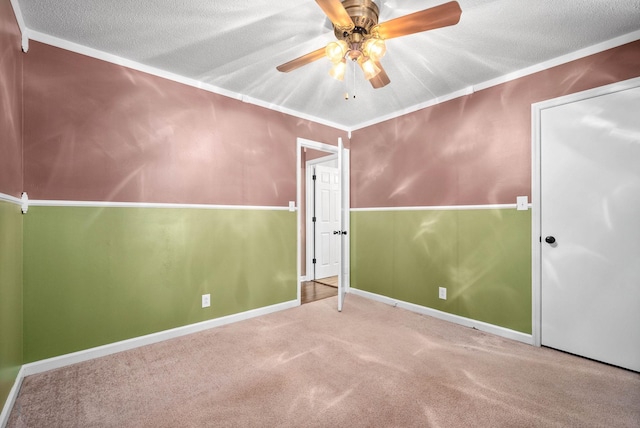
329;58;347;81
358;57;381;80
363;38;386;61
325;40;348;63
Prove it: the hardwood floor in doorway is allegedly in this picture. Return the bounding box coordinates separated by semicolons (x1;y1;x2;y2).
301;276;338;304
314;276;338;287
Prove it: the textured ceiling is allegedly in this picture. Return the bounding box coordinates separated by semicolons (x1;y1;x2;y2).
15;0;640;130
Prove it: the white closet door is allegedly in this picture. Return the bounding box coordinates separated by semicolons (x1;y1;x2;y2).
541;85;640;372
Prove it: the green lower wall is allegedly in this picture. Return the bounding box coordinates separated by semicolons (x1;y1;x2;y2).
351;208;532;333
23;206;296;363
0;201;23;407
20;204;529;363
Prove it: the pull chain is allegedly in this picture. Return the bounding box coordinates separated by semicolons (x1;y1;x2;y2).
344;59;357;100
352;60;356;99
344;59;350;100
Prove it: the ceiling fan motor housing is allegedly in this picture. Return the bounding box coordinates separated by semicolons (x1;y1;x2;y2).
333;0;380;40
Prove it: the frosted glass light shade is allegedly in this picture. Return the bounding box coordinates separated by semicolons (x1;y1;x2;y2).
363;38;386;61
325;41;348;63
358;57;381;80
329;58;347;81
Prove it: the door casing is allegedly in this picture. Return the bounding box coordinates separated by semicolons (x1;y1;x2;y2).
296;138;350;306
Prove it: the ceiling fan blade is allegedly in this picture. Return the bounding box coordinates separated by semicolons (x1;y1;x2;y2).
276;48;326;73
374;1;461;40
369;62;390;89
315;0;355;31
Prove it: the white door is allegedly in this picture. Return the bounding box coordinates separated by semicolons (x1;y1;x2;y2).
337;138;346;312
314;164;341;279
540;85;640;372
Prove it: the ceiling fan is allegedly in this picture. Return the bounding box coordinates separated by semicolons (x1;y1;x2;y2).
276;0;462;89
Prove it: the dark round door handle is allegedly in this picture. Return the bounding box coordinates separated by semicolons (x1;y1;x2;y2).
545;236;556;244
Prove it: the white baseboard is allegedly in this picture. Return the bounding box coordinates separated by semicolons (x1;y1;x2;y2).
0;366;25;428
2;292;531;424
21;299;298;377
2;300;298;424
349;288;534;345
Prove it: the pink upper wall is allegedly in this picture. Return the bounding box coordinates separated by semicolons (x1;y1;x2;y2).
23;42;347;206
0;0;23;197
351;41;640;208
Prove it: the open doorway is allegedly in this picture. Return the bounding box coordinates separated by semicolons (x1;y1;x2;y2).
307;155;340;280
302;154;339;304
296;138;350;310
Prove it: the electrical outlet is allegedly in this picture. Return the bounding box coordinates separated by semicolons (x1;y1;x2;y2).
202;294;211;308
439;287;447;300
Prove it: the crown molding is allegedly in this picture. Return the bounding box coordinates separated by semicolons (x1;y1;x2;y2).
24;30;351;133
27;30;243;100
349;29;640;131
9;0;29;51
12;5;640;134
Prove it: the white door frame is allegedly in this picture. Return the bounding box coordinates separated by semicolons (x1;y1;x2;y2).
305;154;338;281
296;138;350;305
530;76;640;347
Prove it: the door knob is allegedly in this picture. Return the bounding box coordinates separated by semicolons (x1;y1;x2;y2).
333;231;340;235
545;236;556;244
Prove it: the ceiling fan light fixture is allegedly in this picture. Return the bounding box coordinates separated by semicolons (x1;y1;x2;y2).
325;40;348;63
358;57;381;80
363;37;386;61
276;0;463;91
329;58;347;81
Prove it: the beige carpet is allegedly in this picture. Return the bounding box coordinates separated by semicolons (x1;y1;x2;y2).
8;295;640;427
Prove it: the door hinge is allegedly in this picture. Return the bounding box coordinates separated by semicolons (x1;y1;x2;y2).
312;216;316;222
312;174;316;180
312;258;316;264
